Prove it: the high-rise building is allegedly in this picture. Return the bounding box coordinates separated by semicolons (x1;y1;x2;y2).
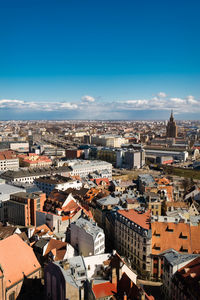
166;110;178;138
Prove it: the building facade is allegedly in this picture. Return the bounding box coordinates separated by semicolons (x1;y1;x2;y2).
70;217;105;256
115;209;152;277
166;111;178;138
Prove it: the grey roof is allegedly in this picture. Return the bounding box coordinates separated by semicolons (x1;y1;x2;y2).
34;238;49;249
0;165;71;179
161;249;199;266
0;183;25;202
72;217;103;240
97;195;120;207
54;256;87;288
138;174;155;185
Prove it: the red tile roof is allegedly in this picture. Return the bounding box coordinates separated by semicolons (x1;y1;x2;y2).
93;282;117;298
118;209;151;230
0;150;17;161
0;234;40;288
152;222;200;255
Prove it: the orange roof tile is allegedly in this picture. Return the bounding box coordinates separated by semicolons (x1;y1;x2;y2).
93;282;117;298
0;235;40;288
118;209;151;230
44;239;67;260
152;222;200;255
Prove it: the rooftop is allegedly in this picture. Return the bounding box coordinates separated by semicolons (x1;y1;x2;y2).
72;217;103;239
117;209;151;230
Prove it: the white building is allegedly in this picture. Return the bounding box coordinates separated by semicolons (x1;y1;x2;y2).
145;149;188;162
67;160;112;179
10;142;29;152
91;135;126;148
0;151;19;171
34;176;82;196
70;217;105;256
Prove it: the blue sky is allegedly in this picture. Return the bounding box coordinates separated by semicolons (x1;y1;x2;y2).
0;0;200;120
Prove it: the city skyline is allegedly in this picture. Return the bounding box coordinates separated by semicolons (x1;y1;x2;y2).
0;0;200;120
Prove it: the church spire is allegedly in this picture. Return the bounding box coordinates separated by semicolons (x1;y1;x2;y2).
170;109;174;121
166;110;177;138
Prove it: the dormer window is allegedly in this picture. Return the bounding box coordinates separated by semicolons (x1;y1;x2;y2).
180;246;188;253
179;232;187;239
166;226;173;232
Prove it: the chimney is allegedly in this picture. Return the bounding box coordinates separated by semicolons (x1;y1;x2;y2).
123;293;127;300
111;268;117;285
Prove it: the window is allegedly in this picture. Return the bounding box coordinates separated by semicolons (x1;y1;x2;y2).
9;292;15;300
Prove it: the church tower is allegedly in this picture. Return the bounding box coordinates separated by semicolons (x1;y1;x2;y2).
166;110;177;138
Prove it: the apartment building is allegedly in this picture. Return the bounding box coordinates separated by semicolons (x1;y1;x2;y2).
0;150;19;171
1;165;71;184
151;218;200;280
115;209;152;277
34;175;82;196
70;217;105;256
67;160;112;180
3;191;46;226
91;135;126;148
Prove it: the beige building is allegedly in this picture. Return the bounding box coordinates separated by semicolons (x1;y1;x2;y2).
0;150;19;171
115;209;152;278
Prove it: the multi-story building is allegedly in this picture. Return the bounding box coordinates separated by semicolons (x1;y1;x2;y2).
67;160;112;179
116;149;145;169
151;218;200;280
3;191;46;226
166;111;178;138
171;256;200;300
91;135;126;148
1;165;71;184
115;209;152;277
161;249;198;300
0;150;19;171
18;153;52;168
65;149;83;159
124;150;142;169
34;175;82;196
70;217;105;256
9;142;29;152
145;149;188;162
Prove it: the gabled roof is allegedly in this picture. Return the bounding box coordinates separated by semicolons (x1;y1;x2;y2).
0;234;40;288
152;221;200;255
44;239;67;261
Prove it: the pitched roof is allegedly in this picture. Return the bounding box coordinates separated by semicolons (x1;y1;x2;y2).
92;281;117;298
0;234;40;288
117;209;151;230
0;226;18;240
174;257;200;299
44;239;67;260
152;222;200;255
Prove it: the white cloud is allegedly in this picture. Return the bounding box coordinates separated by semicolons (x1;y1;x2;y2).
81;95;95;103
0;99;78;111
0;92;199;118
157;92;167;98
